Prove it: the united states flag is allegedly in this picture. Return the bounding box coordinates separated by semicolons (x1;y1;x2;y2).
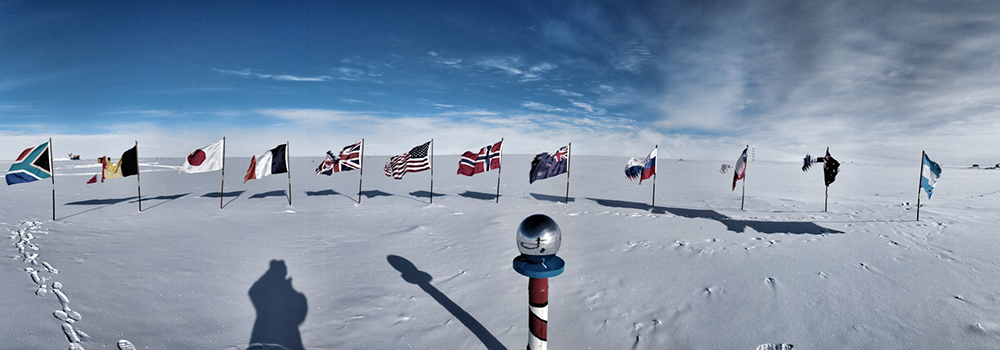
316;140;363;175
384;140;431;179
457;139;502;176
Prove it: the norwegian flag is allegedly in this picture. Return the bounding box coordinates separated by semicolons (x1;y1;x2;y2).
457;139;502;176
316;140;363;175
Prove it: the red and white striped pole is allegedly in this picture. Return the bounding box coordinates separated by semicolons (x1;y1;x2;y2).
528;278;549;349
513;214;565;350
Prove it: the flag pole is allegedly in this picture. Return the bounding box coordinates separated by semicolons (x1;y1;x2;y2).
917;150;925;221
358;138;365;204
136;141;142;212
286;141;292;206
430;138;435;204
496;138;503;203
565;142;571;204
741;144;747;211
220;137;226;209
49;138;56;221
652;144;657;208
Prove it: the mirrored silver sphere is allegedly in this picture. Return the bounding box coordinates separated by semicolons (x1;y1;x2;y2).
516;214;561;256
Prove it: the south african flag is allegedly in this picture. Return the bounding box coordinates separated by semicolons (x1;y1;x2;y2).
6;141;52;185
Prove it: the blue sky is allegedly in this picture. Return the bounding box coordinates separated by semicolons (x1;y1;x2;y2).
2;1;999;164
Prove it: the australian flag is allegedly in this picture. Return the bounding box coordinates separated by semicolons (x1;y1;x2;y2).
529;145;568;184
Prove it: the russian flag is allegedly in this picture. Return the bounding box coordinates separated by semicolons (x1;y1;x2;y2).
625;147;657;184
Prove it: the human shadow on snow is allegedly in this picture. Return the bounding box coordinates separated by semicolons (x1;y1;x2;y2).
530;193;575;203
387;255;506;350
248;260;308;350
587;198;843;235
458;190;499;201
250;190;288;200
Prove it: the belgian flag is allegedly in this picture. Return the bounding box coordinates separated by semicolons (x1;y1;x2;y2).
104;146;138;179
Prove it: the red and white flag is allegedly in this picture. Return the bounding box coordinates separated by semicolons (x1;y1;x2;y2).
457;139;502;176
182;139;225;174
732;147;748;191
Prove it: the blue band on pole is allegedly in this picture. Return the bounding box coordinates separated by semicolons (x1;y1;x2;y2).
513;255;565;278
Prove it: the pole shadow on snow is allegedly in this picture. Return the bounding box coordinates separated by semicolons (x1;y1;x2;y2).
248;260;308;350
530;193;575;203
201;190;245;208
586;197;843;235
250;190;288;200
360;190;392;199
386;255;506;350
129;192;190;211
60;196;138;220
458;191;499;201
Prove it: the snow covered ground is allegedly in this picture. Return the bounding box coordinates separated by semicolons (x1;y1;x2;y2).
3;155;1000;349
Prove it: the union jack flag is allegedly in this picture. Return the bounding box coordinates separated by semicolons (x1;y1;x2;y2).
316;140;363;175
457;139;502;176
384;140;431;179
552;145;569;162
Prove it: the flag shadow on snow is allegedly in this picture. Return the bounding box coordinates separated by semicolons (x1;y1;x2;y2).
60;196;139;220
386;255;506;350
458;191;499;201
587;198;843;235
250;190;288;200
248;260;308;350
530;193;575;203
129;192;189;211
361;190;392;199
305;189;339;197
201;190;245;208
409;191;445;201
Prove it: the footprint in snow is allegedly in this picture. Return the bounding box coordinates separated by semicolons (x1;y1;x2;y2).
117;340;137;350
756;344;793;350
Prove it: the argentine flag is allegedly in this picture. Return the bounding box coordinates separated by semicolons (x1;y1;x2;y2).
921;153;942;199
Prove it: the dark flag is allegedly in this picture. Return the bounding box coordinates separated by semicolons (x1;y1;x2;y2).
822;148;839;186
529;145;568;184
802;147;839;186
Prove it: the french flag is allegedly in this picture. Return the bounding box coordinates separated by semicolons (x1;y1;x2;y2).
625;147;657;184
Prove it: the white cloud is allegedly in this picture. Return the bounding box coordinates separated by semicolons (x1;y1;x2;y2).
522;101;570;113
212;68;331;82
552;89;583;98
477;57;556;82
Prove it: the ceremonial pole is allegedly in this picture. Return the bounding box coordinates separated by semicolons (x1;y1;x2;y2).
496;137;503;203
512;214;565;350
916;150;925;221
358;138;365;204
286;141;292;206
651;145;657;207
220;137;226;209
136;141;142;212
565;142;571;204
741;144;747;211
49;138;55;221
430;138;434;204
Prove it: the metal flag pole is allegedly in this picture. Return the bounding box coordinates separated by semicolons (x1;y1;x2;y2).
917;150;925;221
651;145;657;208
136;141;142;212
49;138;56;221
430;138;435;204
358;138;365;204
220;137;226;209
824;186;828;212
286;141;292;206
496;138;503;203
565;142;571;204
741;145;747;211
